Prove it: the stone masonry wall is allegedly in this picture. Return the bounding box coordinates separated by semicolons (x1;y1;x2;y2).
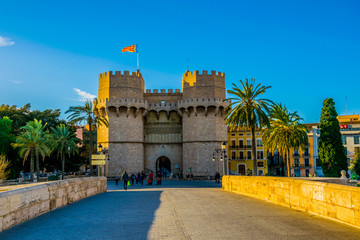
108;143;144;176
0;177;107;232
183;142;224;176
182;71;226;99
223;176;360;228
144;143;182;172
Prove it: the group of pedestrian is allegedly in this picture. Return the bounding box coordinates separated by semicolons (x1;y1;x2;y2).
116;170;147;190
118;170;222;190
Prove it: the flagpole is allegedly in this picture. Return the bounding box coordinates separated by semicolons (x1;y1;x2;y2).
136;44;139;71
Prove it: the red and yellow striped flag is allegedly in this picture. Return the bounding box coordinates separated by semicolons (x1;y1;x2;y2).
122;44;136;53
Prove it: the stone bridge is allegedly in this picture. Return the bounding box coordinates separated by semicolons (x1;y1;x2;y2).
0;180;360;239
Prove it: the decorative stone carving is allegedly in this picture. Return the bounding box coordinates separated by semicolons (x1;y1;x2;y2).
340;170;347;179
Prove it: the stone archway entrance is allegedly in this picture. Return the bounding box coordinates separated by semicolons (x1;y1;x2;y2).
156;156;171;177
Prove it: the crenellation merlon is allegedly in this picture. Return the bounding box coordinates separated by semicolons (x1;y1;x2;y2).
178;98;230;103
183;70;225;77
98;98;147;104
144;89;182;94
149;102;178;107
99;71;142;77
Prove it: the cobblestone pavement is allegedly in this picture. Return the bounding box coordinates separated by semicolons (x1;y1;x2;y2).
1;180;360;240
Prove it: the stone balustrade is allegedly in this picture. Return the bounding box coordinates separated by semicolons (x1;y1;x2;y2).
0;177;107;232
223;176;360;228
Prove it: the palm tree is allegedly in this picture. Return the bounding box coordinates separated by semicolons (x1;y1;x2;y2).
12;119;52;182
52;124;81;180
65;99;108;175
225;79;273;176
262;104;308;177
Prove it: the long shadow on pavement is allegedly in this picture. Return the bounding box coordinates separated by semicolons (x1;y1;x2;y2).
109;180;223;190
0;180;221;240
0;190;162;240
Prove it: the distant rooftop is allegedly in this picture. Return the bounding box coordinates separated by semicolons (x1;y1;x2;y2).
337;114;359;123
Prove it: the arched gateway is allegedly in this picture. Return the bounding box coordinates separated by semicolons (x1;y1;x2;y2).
95;69;229;177
156;156;171;177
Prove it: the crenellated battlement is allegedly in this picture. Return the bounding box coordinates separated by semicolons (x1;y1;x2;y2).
178;98;231;104
178;98;230;109
99;70;142;78
183;70;225;77
98;70;145;100
182;69;226;99
145;89;181;94
149;102;178;108
98;98;147;104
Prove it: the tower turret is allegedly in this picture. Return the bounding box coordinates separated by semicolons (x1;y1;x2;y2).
96;71;146;175
179;70;229;177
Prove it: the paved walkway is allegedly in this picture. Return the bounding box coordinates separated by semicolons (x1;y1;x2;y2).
1;180;360;240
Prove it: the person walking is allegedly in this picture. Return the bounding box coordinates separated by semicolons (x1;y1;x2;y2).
122;170;129;190
130;173;135;186
147;171;154;185
136;172;140;185
140;171;145;186
115;175;119;185
215;171;220;184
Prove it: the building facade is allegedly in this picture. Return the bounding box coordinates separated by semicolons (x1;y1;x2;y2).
227;128;269;176
95;70;229;177
227;115;360;177
338;115;360;167
288;124;321;177
227;124;322;177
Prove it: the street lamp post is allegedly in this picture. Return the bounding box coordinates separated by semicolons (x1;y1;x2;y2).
212;154;219;173
227;158;231;175
212;142;227;176
97;143;109;177
98;144;103;176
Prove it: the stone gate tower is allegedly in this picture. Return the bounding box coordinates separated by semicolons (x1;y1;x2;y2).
179;71;228;176
95;70;229;177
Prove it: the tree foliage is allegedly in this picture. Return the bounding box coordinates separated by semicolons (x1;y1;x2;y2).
0;104;65;133
0;104;65;179
225;79;273;176
12;119;53;182
350;149;360;176
262;104;308;177
318;98;348;177
65;99;108;175
0;155;10;181
0;117;13;155
52;124;81;179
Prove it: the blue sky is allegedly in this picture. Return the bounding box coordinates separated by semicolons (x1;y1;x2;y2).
0;0;359;123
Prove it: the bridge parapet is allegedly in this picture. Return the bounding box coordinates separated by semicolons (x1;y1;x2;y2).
0;177;106;232
223;176;360;228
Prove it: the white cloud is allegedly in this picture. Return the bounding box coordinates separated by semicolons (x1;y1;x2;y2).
10;80;23;85
0;36;15;47
73;88;96;102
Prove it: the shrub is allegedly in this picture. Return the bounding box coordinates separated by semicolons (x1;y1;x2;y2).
0;155;10;181
48;174;59;181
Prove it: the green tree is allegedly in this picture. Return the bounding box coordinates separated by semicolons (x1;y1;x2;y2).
0;104;65;178
0;104;64;134
65;99;108;175
262;104;308;177
0;117;13;155
318;98;348;177
350;149;360;176
225;79;273;176
12;119;52;182
52;124;81;179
